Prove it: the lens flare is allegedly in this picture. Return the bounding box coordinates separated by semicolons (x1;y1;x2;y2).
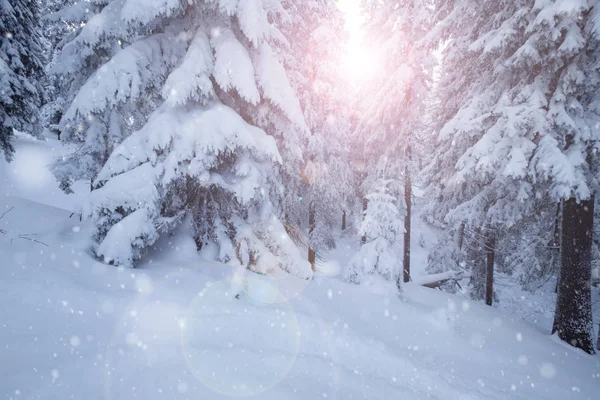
181;278;301;397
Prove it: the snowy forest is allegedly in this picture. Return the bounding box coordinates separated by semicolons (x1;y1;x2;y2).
1;0;600;399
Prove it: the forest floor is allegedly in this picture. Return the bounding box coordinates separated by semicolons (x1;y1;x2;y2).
1;134;599;400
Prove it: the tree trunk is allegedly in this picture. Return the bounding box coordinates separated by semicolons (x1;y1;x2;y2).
457;222;465;250
552;202;561;248
484;230;495;306
342;210;346;231
553;202;561;294
56;111;62;141
403;162;412;283
192;194;208;251
361;197;368;245
308;200;316;271
552;197;595;354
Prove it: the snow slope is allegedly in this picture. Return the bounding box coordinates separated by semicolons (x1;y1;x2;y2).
0;132;89;212
1;137;599;400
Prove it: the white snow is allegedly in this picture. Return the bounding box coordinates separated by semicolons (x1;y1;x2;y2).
253;42;308;130
163;28;215;106
64;31;186;121
1;135;599;400
0;133;89;211
211;27;261;105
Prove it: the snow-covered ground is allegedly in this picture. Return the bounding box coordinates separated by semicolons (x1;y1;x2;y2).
0;133;90;212
1;136;599;400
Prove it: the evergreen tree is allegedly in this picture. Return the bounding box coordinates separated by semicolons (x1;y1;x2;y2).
350;0;433;289
53;0;312;278
276;0;356;268
0;0;45;160
39;0;80;140
47;0;179;192
500;200;561;291
426;0;599;352
345;179;403;284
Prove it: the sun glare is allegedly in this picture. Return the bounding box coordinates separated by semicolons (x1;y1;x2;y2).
339;0;371;83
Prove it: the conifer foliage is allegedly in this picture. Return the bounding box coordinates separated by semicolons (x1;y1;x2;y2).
0;0;45;160
345;179;403;283
426;0;600;353
278;0;355;266
49;0;314;277
349;0;433;288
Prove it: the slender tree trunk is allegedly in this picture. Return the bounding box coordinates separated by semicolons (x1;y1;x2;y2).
342;210;346;231
457;222;465;250
468;226;486;301
484;230;495;306
403;162;412;283
56;111;62;141
361;197;368;245
552;197;595;354
308;200;316;271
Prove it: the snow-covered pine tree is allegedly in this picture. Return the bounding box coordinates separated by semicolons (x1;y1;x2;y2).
424;0;547;305
345;178;403;284
500;199;561;291
39;0;80;140
350;0;433;289
426;0;599;352
276;0;356;268
0;0;45;160
65;0;312;278
47;0;180;192
530;2;600;353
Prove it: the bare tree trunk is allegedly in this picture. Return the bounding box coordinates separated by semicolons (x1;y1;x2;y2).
56;111;62;140
342;210;346;231
192;194;208;251
457;222;465;250
552;197;595;354
361;197;368;245
484;229;495;306
308;200;316;271
403;161;412;283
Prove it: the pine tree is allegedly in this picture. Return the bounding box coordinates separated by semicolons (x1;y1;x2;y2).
0;0;45;161
47;0;181;192
501;200;561;291
276;0;356;267
425;0;545;304
426;0;599;352
39;0;80;140
351;0;433;289
54;0;312;278
345;179;403;284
